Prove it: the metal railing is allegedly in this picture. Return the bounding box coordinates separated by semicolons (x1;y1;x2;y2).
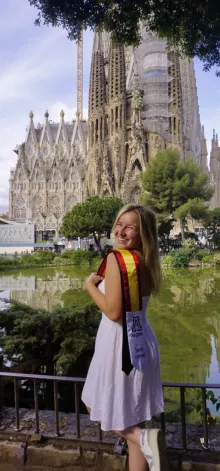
0;372;219;450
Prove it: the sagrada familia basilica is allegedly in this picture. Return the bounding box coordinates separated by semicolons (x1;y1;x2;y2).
8;25;220;239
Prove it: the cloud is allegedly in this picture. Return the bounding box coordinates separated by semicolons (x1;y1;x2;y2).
0;102;89;212
0;0;93;213
0;30;75;105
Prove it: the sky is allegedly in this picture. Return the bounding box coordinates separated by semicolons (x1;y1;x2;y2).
0;0;219;214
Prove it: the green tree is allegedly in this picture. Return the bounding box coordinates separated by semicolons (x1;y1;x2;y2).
0;301;100;410
204;207;220;249
60;196;123;254
29;0;220;75
141;149;214;241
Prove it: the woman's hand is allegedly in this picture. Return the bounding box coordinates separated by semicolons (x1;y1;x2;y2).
85;273;103;290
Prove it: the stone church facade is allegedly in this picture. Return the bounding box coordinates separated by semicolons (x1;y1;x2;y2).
9;111;87;239
9;27;220;237
85;27;208;201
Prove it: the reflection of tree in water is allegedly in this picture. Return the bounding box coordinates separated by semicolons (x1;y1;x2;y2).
205;272;220;370
147;269;220;384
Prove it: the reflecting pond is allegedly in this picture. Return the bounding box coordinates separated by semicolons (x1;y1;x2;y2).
0;267;220;385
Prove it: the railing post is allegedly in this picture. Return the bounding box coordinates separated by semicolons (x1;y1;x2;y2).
34;379;39;434
201;388;209;449
53;381;60;437
180;387;187;449
74;382;81;439
98;423;102;441
14;378;20;431
160;412;165;435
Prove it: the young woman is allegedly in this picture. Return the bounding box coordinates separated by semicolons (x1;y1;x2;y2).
82;204;169;471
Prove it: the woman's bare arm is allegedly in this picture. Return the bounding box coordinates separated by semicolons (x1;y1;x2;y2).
86;253;122;321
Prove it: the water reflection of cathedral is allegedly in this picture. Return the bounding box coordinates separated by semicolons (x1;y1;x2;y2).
1;274;85;312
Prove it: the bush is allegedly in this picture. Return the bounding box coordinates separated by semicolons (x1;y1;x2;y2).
182;239;198;258
172;248;192;267
0;301;101;411
0;256;16;266
202;255;214;263
214;252;220;266
19;254;34;265
52;256;65;265
161;255;174;265
196;249;211;261
61;249;74;259
33;250;55;262
70;250;100;267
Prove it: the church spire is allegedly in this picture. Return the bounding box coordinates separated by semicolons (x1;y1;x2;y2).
201;125;208;173
86;31;108;196
107;40;126;193
89;32;106;116
88;31;106;146
108;41;126;103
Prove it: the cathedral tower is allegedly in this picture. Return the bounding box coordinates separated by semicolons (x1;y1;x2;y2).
201;126;208;173
168;52;183;152
85;27;207;204
107;41;126;194
210;130;220;208
86;32;108;196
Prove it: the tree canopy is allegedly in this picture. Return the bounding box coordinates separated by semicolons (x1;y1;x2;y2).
0;301;100;410
141;149;214;240
29;0;220;74
204;207;220;249
61;196;123;252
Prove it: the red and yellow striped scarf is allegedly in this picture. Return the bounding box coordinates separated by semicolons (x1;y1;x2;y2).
97;249;142;375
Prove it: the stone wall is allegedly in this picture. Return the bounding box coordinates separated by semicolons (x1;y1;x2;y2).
0;438;220;471
0;439;127;471
0;224;34;244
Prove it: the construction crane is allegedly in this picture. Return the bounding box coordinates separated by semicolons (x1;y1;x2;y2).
77;31;83;120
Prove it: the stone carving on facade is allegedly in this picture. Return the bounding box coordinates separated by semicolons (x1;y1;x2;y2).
85;30;208;203
155;135;162;150
33;214;45;231
45;215;58;230
10;111;88;234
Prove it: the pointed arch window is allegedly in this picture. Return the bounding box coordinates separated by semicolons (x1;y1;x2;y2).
91;121;94;145
100;117;103;141
111;109;114;133
132;160;142;173
116;106;118;131
95;119;98;142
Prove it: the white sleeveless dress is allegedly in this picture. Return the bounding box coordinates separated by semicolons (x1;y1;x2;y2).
81;280;164;431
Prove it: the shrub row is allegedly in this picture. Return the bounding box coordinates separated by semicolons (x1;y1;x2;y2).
0;249;101;271
162;242;220;268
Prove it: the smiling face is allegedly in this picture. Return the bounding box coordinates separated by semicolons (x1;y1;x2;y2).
114;211;142;251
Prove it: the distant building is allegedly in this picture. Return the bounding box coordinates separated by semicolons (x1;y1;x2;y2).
9;111;87;240
0;218;35;254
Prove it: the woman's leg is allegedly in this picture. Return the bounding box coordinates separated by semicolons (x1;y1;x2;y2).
127;439;148;471
116;425;141;445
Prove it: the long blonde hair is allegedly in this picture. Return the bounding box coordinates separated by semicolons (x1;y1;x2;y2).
113;204;162;295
